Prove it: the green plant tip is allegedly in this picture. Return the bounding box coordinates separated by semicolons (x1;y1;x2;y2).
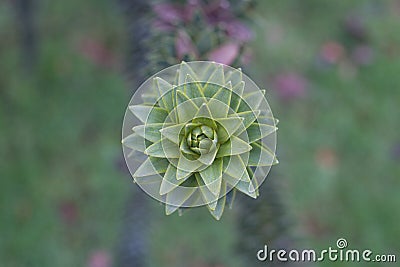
122;61;278;220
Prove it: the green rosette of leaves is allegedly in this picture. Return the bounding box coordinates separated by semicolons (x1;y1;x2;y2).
122;61;278;220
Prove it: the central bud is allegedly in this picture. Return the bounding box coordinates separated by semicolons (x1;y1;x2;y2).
186;125;216;154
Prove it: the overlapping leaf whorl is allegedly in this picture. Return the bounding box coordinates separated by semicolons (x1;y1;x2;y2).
122;61;278;220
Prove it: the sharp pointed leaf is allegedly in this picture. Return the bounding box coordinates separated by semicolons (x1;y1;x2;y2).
194;103;213;119
248;142;278;166
216;136;252;158
199;158;223;195
231;110;260;133
184;75;205;99
225;67;243;86
154;77;175;111
159;164;191;195
165;186;196;215
247;123;277;143
224;174;256;198
203;64;225;96
243;90;266;110
195;173;219;210
178;61;198;85
176;90;199;122
133;157;169;178
141;93;158;104
247;167;260;196
200;62;217;81
226;188;237;209
223;155;250;182
129;105;168;123
160;123;184;144
215;117;244;143
144;138;180;158
122;133;146;152
257;115;279;126
133;123;173;143
207;85;232;118
177;154;203;175
207;182;226;220
230;81;245;112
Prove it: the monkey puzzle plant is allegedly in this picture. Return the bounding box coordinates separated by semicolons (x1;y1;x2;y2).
122;61;277;220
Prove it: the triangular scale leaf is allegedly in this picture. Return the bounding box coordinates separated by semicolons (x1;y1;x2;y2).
200;62;217;81
122;133;146;152
177;155;203;175
230;81;245;112
160;123;184;144
248;142;278;166
194;103;213;119
144;138;180;158
133;157;169;178
141;93;158;104
207;85;231;118
216;136;252;158
231;110;260;132
159;164;190;195
199;158;223;195
224;174;257;199
129;105;169;123
195;173;219;210
207;182;226;220
184;75;205;99
215;117;244;143
176;90;199;122
178;61;198;85
246;167;259;196
223;155;250;182
154;77;173;95
225;67;242;86
165;186;196;215
246;123;277;143
243;90;266;110
204;64;225;93
257;115;279;126
133;123;173;143
154;77;174;111
226;188;237;209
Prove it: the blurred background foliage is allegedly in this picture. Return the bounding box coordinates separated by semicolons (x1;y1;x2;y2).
0;0;399;266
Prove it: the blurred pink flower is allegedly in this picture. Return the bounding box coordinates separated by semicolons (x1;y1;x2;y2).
320;41;344;64
153;3;185;25
208;42;239;65
175;30;198;60
87;250;111;267
225;20;253;42
203;0;232;24
152;1;197;30
351;45;374;66
273;72;308;100
152;0;253;42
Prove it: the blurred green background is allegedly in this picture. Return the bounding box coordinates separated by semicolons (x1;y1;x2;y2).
1;0;399;266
